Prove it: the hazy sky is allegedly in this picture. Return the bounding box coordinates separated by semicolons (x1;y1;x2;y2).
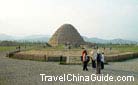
0;0;138;40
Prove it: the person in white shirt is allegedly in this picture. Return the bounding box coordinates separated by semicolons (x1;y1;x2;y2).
91;49;97;68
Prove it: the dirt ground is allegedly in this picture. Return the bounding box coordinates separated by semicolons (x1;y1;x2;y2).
0;51;138;85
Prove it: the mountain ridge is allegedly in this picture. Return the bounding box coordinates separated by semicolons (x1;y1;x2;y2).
83;37;138;44
0;33;137;44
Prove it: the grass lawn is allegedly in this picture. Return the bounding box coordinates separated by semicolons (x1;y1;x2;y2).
111;45;138;53
1;44;138;56
0;46;16;52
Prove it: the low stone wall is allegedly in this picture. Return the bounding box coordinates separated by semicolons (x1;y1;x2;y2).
47;56;66;62
64;52;138;64
9;52;138;63
66;56;82;64
105;52;138;62
6;50;20;57
11;53;66;62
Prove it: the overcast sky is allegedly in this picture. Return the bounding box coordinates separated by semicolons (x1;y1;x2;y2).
0;0;138;40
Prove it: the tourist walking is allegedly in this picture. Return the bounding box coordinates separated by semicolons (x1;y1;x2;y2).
90;49;96;68
101;52;105;69
81;49;89;71
95;49;102;74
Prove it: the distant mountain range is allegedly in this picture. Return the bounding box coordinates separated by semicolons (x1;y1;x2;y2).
20;35;50;42
0;34;137;44
0;34;50;42
83;36;138;44
0;34;14;40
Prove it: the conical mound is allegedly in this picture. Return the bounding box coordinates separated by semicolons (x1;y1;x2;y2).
48;24;85;46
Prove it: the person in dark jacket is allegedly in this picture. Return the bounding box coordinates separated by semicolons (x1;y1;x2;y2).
101;52;105;69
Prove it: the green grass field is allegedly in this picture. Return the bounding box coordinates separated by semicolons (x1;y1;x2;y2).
1;44;138;56
112;45;138;53
0;46;16;52
0;45;38;52
36;44;138;54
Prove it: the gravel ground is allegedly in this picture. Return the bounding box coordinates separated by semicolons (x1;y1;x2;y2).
0;52;138;85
